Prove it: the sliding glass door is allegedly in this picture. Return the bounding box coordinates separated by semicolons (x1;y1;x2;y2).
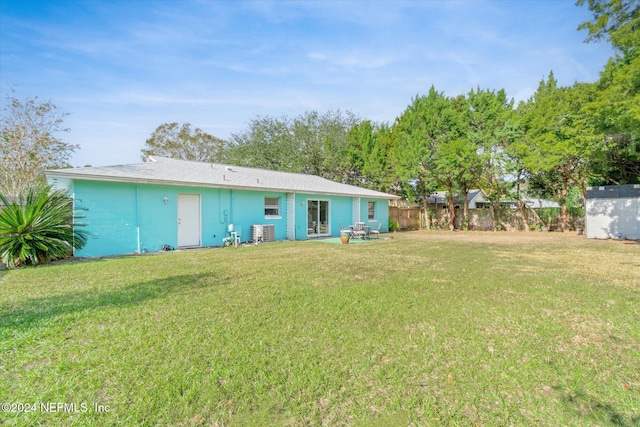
307;200;330;237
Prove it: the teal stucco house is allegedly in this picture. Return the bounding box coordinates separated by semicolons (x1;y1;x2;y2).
45;157;399;257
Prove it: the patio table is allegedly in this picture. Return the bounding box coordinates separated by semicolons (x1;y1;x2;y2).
349;223;369;240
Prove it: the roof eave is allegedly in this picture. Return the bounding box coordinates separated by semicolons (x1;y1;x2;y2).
44;171;400;199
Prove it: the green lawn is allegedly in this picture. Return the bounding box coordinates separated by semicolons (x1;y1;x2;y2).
1;232;639;426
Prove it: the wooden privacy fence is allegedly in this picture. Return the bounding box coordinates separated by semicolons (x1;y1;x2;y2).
388;206;420;231
389;205;584;232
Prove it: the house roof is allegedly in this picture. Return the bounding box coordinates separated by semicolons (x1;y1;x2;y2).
523;199;560;208
45;156;400;200
465;190;560;208
420;189;559;208
422;190;482;204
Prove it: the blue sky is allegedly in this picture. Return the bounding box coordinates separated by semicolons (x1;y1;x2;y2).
1;0;613;167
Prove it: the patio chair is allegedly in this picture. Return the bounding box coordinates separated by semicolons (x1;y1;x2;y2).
350;222;367;239
369;223;382;238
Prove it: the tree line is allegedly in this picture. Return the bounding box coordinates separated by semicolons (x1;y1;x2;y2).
140;0;639;231
2;0;638;234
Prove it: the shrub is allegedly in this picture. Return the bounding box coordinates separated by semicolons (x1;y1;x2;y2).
0;185;87;268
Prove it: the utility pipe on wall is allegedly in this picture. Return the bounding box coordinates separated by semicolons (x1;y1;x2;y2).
135;185;141;253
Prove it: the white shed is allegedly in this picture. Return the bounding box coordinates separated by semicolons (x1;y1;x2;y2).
585;184;640;240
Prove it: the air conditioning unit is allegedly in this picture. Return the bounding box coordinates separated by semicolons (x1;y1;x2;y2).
251;224;275;243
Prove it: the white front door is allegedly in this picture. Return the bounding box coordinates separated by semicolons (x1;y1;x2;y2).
178;194;201;247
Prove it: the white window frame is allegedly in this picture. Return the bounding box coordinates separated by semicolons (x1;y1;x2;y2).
265;196;281;219
307;199;331;236
368;201;376;221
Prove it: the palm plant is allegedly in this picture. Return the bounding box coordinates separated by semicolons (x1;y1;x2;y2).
0;185;87;268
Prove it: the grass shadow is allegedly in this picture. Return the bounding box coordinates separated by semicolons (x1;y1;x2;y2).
0;272;223;335
556;385;640;426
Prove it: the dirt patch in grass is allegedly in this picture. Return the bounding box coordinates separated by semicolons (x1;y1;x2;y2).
399;229;591;244
398;230;640;289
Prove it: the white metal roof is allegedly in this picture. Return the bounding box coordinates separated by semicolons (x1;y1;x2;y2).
45;156;400;199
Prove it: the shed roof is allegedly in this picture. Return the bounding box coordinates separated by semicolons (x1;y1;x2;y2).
45;156;400;200
586;184;640;199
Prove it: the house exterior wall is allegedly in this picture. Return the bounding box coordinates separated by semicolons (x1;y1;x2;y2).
69;180;391;257
72;180;290;257
73;181;139;256
293;194;390;239
227;190;288;242
294;193;352;239
361;198;387;228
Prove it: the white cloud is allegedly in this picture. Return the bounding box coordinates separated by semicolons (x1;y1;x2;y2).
307;49;398;70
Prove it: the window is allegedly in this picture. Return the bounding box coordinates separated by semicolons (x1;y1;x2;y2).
265;197;280;217
368;201;376;220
